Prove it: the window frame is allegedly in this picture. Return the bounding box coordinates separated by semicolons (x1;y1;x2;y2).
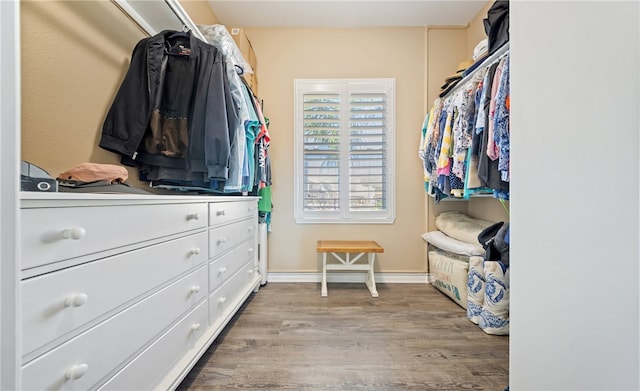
293;78;396;224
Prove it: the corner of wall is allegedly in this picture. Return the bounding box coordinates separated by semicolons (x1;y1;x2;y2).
466;1;492;57
179;0;219;25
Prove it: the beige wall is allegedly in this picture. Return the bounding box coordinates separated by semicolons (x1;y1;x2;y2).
180;0;219;25
21;0;219;189
244;27;428;273
20;0;502;275
21;1;146;184
467;1;493;56
425;27;467;106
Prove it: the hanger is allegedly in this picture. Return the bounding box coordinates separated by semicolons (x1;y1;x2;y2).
166;27;192;56
168;26;190;40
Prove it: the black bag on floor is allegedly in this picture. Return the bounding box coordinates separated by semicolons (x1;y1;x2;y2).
478;221;506;263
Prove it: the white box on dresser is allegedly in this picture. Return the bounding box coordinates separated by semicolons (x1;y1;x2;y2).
19;192;261;391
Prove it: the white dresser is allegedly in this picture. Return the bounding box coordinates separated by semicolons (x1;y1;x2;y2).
19;192;260;390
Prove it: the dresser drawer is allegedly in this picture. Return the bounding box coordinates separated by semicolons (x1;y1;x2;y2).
98;300;208;391
21;202;207;270
21;231;207;360
209;218;256;259
209;200;256;227
21;266;208;391
209;260;256;327
209;240;255;293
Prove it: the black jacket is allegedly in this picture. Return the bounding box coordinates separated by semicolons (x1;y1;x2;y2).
100;30;237;180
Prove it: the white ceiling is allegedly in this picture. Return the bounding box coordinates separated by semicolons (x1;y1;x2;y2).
207;1;487;28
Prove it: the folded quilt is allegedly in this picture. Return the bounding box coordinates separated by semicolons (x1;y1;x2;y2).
435;211;495;245
422;231;485;257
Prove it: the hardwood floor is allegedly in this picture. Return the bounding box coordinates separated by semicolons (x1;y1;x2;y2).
178;282;509;391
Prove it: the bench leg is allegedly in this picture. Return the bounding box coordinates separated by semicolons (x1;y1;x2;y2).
365;253;379;297
321;252;328;297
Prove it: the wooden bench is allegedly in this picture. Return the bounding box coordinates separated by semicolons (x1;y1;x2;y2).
316;240;384;297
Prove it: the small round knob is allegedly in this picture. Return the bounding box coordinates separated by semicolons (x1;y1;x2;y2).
219;267;227;274
216;210;226;216
216;238;227;245
186;213;200;221
190;285;201;294
65;363;88;381
219;297;227;304
188;248;201;256
61;227;86;240
191;323;201;332
64;293;88;307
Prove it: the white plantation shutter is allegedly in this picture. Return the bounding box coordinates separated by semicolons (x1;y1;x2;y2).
349;91;387;212
295;79;395;223
302;92;341;212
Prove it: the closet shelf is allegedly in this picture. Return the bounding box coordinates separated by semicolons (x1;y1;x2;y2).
430;193;494;202
443;42;510;100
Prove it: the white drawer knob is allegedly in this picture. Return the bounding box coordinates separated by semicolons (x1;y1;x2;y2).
216;238;227;245
61;227;86;240
191;323;201;332
65;363;88;381
219;267;227;274
186;213;200;221
64;293;88;307
219;297;227;304
216;210;226;216
248;226;255;232
248;248;254;253
190;285;200;294
188;248;201;256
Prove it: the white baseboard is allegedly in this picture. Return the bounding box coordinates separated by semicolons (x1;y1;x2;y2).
266;272;430;284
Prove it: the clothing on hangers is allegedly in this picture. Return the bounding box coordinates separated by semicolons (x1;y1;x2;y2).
420;49;510;202
100;29;236;182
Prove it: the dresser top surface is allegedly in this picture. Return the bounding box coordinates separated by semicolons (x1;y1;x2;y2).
21;191;259;208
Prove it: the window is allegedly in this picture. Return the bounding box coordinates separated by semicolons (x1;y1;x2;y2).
294;79;395;224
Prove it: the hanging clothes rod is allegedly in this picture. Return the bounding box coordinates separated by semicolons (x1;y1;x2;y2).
164;0;207;41
111;0;247;76
111;0;156;36
440;42;510;100
112;0;206;41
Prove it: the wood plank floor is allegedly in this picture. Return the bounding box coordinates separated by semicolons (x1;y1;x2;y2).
178;282;509;391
